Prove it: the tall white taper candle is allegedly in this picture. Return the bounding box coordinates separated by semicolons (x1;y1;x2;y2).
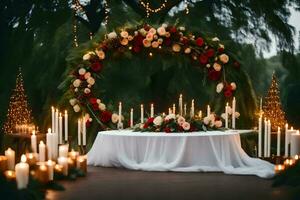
258;116;262;157
277;127;281;156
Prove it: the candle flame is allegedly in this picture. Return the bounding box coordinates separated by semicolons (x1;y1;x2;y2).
32;130;36;135
48;128;51;133
21;154;26;163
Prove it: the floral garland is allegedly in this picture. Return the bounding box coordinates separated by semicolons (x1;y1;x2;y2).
68;23;240;128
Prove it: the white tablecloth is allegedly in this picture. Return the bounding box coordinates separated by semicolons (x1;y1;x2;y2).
87;130;274;178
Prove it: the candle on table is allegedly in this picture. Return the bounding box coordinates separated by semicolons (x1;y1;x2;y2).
39;141;46;162
4;170;16;181
76;156;87;174
232;97;236;129
190;99;194;118
36;164;49;183
64;110;68;142
69;149;79;162
225;103;229;129
291;130;300;156
140;104;144;124
285;123;289;157
168;108;172;114
54;164;63;175
118;102;122;123
55;109;59;134
58;157;68;176
179;94;183;116
207;105;211;117
31;130;37;153
59;144;69;158
78;119;82;145
274;164;285;174
46;128;53;160
59;113;63;144
82;117;86;146
277;127;281;156
184;103;187;116
264;118;268;157
15;154;29;189
130;108;133;128
150;103;154;118
5;148;15;170
267;120;271;157
0;156;8;172
172;104;176;114
258;116;262;157
26;153;37;166
51;107;55;134
198;110;202;119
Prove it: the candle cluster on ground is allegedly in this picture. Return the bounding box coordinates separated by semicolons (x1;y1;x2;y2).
274;154;299;174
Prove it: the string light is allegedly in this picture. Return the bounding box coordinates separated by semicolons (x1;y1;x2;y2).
140;0;168;18
103;0;109;25
184;0;189;14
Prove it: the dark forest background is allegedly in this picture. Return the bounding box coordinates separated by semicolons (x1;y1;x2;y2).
1;0;300;148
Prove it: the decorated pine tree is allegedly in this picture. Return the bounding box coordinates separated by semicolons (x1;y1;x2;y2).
263;72;286;131
3;68;34;134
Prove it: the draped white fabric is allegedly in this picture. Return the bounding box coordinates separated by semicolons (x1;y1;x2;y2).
87;130;274;178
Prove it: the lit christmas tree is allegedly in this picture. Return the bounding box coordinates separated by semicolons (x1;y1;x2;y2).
3;68;34;134
263;72;286;131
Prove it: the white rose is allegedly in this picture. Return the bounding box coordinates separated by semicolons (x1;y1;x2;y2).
234;112;240;119
172;44;181;52
203;116;210;125
162;23;168;28
84;72;91;79
96;99;101;104
128;35;133;41
69;98;77;106
82;51;95;61
151;41;159;48
184;48;191;54
73;104;80;112
95;49;105;60
153;116;163;126
209;114;215;121
213;63;222;71
84;88;91;94
139;28;147;36
221;113;226;120
219;44;225;49
182;122;190;131
111;113;119;124
120;31;128;38
78;68;86;75
107;31;117;39
178;26;185;31
219;54;229;64
146;33;153;41
87;77;95;85
157;38;163;44
206;64;211;68
149;28;156;35
99;103;106;111
165;114;176;121
74;88;78;92
73;79;81;88
216;82;224;93
231;82;237;90
215;120;222;128
157;27;166;36
177;116;185;126
212;37;220;42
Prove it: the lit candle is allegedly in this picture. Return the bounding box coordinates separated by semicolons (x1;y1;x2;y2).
140;104;144;124
190;99;194;118
68;149;79;162
59;113;63;144
118;102;122;123
47;160;55;181
5;148;15;170
225;103;229;129
31;130;37;153
179;94;183;116
82;117;86;146
78;119;81;145
76;156;87;174
198;110;202;119
267;120;271;157
264;118;268;157
55;109;59;134
172;104;176;114
54;164;63;175
150;103;154;118
46;128;53;160
36;164;49;183
64;110;68;142
4;170;16;181
57;157;68;176
184;103;187;116
258;116;262;157
26;153;37;166
291;130;300;156
130;108;134;128
274;164;285;174
51;107;55;134
59;144;69;158
0;156;8;172
207;105;211;117
39;141;46;162
15;155;29;189
168;108;172;114
232;97;236;129
285;123;289;157
277;127;281;156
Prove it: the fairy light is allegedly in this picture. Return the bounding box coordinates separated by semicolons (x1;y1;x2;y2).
184;0;189;14
140;0;168;18
103;0;109;25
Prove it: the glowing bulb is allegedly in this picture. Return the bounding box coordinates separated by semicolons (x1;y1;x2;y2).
149;52;153;57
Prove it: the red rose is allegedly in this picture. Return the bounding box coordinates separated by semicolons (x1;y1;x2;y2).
144;24;150;31
224;89;233;97
164;38;172;46
92;103;99;111
208;69;221;81
91;62;102;72
181;37;189;45
134;34;144;46
79;75;85;80
169;27;177;33
196;37;204;46
199;54;208;65
147;117;154;124
218;47;224;53
206;49;215;58
89;98;97;105
133;45;141;53
164;127;171;133
100;111;112;123
233;61;240;69
86;120;92;128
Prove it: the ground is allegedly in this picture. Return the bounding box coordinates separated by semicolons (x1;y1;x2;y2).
47;166;293;200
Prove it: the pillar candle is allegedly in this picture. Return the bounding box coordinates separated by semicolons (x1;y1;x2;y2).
184;103;187;116
179;94;183;116
78;119;81;145
5;148;15;170
258;116;262;157
225;103;229;129
68;149;79;162
4;170;16;181
51;107;55;134
31;130;37;153
150;104;154;118
172;104;176;114
277;127;281;156
267;120;271;157
76;156;87;174
59;144;69;158
118;102;122;123
0;156;8;172
64;110;68;142
291;131;300;156
284;123;289;157
130;108;133;128
57;157;68;176
232;97;236;129
36;164;49;183
46;129;53;160
52;131;58;160
82;118;86;146
207;105;211;117
140;104;144;124
59;113;63;144
15;155;29;189
39;141;46;162
264;119;268;157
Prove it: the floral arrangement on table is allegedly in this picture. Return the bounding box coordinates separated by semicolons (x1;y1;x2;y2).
135;113;226;133
67;23;241;129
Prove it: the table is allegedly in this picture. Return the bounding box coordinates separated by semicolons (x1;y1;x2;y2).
87;130;274;178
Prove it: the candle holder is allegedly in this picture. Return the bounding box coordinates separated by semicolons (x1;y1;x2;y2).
36;164;49;184
4;170;16;181
274;164;285;174
54;164;63;175
68;157;76;169
76;156;87;174
26;153;38;167
0;156;8;172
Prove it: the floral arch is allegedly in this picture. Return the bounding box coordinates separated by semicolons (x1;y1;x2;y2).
67;23;241;128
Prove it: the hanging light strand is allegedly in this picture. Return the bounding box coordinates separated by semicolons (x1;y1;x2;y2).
103;0;109;25
184;0;189;14
139;0;168;18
